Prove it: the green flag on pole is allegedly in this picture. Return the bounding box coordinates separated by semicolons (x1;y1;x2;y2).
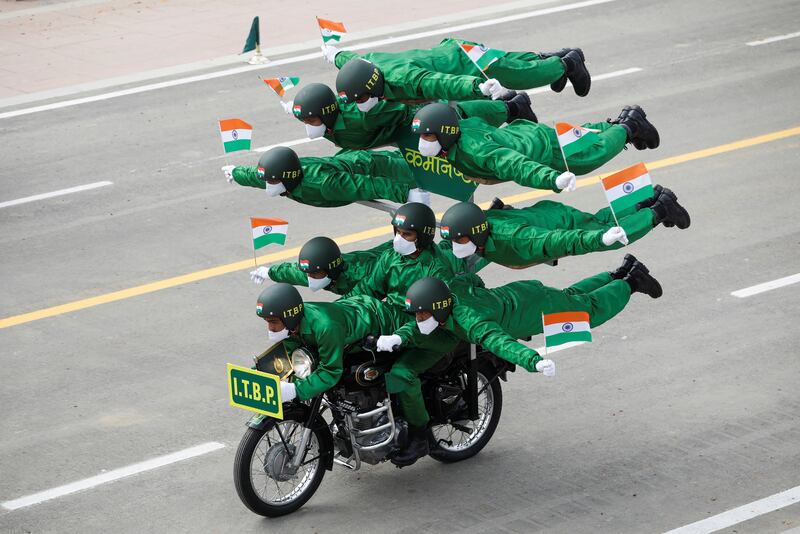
242;16;260;54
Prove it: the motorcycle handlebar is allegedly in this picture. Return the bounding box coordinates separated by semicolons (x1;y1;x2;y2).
362;335;400;352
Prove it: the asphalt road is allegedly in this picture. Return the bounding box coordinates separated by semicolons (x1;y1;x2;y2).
1;0;799;532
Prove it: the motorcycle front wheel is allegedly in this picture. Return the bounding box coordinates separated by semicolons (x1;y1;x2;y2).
429;369;502;463
233;413;328;517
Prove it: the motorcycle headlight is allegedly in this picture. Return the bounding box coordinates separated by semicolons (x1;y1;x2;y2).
291;348;315;379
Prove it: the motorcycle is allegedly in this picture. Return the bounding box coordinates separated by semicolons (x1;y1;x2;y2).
232;337;516;517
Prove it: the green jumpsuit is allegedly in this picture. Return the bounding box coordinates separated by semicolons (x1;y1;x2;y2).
448;117;628;190
479;201;657;267
232;150;415;207
327;99;508;150
396;272;632;372
334;37;565;101
343;244;461;427
287;296;401;401
268;240;393;295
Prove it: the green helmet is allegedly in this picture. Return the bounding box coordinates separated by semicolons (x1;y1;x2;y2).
256;283;304;330
411;102;461;150
298;236;345;278
440;202;490;247
336;59;385;102
392;202;437;249
292;83;339;129
257;147;303;191
405;277;453;323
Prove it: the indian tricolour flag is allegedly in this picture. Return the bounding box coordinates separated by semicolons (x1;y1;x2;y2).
458;42;506;72
219;119;252;153
543;312;592;348
555;122;599;157
601;162;654;218
263;77;300;97
251;217;288;250
317;18;346;43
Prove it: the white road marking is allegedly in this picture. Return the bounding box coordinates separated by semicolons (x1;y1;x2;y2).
0;0;615;120
731;273;800;298
249;67;642;153
662;484;800;534
0;442;225;511
0;181;113;209
746;31;800;46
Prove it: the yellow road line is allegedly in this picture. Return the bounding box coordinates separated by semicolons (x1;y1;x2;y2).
2;126;799;330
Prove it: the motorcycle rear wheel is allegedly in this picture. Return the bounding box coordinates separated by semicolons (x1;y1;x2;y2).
233;414;327;517
429;369;502;463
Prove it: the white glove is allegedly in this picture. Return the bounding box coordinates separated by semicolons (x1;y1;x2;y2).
280;100;294;115
601;226;629;247
321;44;339;64
407;188;431;206
536;359;556;377
555;171;577;192
478;78;512;100
376;334;402;352
280;381;297;402
250;266;270;285
221;165;235;184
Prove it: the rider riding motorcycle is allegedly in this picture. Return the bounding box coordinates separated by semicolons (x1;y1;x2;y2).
377;254;664;374
325;37;591;99
284;83;535;149
409;102;660;191
222;146;429;206
438;194;690;267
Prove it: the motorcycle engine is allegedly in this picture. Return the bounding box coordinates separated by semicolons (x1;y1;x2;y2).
340;391;405;465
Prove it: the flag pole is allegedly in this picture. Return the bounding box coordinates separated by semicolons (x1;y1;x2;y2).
553;120;571;174
541;312;548;359
218;119;231;168
600;171;622;228
249;218;259;270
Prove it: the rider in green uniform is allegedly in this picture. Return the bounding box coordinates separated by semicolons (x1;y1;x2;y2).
222;146;426;207
410;102;660;191
286;83;535;150
325;37;590;99
438;193;690;267
379;254;663;375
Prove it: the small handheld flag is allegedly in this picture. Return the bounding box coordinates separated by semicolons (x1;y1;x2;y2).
601;162;654;219
458;42;506;77
219;119;252;153
317;17;346;43
242;16;260;53
555;122;600;158
263;77;300;97
251;217;289;250
543;312;592;350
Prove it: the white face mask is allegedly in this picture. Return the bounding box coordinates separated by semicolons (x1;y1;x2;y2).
267;328;290;343
265;182;287;197
393;233;417;256
356;97;379;112
307;275;331;292
418;138;442;157
305;123;327;139
417;316;439;335
451;239;477;258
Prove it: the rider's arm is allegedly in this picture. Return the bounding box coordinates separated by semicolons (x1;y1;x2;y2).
293;322;345;400
506;225;606;264
333;50;361;69
455;100;508;128
457;312;542;372
479;146;561;191
267;262;309;287
231;166;266;189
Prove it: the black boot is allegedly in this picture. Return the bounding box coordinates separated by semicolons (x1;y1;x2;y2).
609;105;660;150
561;49;591;97
541;48;574;93
505;92;538;123
391;425;431;467
489;197;514;210
635;184;664;210
497;89;519;102
609;253;638;280
624;260;663;299
652;190;691;229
